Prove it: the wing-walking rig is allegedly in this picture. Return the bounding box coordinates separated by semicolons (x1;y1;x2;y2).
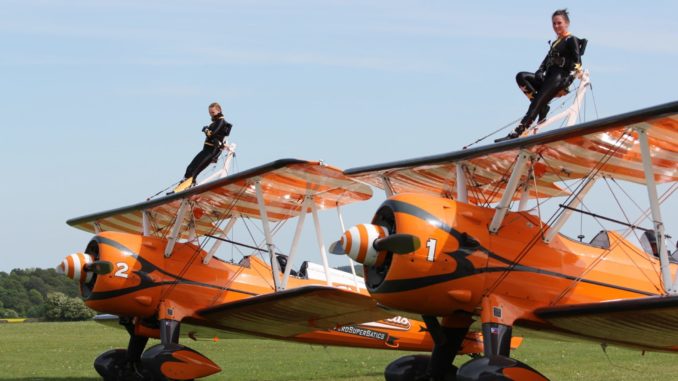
330;101;678;380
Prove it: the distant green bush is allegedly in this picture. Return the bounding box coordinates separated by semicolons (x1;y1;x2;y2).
0;307;19;318
44;292;95;321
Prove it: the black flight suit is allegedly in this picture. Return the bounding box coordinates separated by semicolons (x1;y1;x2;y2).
512;34;582;136
183;113;232;180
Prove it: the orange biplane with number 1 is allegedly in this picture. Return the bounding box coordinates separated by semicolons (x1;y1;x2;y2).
330;101;678;380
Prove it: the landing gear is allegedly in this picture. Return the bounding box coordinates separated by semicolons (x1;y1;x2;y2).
94;318;152;381
94;318;220;381
141;319;219;380
383;317;548;381
385;315;470;381
457;323;549;381
95;348;147;381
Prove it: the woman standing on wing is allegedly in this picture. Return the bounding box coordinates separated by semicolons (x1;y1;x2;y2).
499;9;584;141
173;102;233;193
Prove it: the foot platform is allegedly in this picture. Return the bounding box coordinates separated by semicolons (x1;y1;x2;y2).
172;178;194;194
494;133;520;143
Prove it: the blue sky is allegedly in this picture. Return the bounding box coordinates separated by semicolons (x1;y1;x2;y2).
1;1;676;271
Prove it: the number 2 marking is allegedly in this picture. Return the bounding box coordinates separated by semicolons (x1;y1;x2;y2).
114;263;129;278
426;238;437;262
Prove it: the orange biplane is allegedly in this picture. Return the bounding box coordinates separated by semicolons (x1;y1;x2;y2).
330;100;678;380
59;159;516;380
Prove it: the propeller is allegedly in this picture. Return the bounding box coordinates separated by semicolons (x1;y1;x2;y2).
373;234;421;254
57;253;115;283
330;233;421;255
84;260;114;275
329;240;345;255
329;223;421;266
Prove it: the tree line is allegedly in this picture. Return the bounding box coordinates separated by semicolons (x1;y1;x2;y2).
0;268;94;321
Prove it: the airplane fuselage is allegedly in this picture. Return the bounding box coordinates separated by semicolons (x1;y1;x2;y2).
363;193;671;326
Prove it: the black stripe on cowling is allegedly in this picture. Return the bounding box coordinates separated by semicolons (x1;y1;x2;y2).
87;236;258;301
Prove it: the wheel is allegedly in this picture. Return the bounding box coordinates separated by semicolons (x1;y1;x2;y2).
385;354;437;381
94;349;151;381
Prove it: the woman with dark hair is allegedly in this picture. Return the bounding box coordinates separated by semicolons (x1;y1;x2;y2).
498;9;584;141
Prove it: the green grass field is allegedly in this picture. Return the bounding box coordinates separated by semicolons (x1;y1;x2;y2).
0;321;676;380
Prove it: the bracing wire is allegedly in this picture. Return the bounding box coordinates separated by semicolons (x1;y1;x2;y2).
462;117;521;150
484;128;634;297
147;180;182;200
159;185;248;301
589;82;600;119
602;176;641;243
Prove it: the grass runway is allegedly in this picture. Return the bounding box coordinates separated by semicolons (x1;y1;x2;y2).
0;321;676;380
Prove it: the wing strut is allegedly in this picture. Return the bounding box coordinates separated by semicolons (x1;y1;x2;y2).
456;163;468;203
142;210;151;236
489;151;531;233
254;179;283;291
381;175;395;197
337;204;362;290
165;199;189;257
310;199;332;286
637;127;673;293
517;165;533;211
281;198;309;290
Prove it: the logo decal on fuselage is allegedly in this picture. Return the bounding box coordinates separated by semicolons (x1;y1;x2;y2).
333;325;400;348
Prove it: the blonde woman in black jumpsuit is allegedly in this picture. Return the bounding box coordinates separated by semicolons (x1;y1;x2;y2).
172;102;232;193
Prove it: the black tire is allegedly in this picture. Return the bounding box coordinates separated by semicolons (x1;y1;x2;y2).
94;349;153;381
385;354;432;381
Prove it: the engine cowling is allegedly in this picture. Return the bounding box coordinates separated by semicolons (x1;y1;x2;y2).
56;233;163;318
334;193;489;316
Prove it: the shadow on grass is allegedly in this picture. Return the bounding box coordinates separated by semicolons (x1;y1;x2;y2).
332;371;385;379
0;378;99;381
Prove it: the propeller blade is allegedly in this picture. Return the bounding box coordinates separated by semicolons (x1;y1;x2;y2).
373;234;421;254
329;240;346;255
84;260;114;275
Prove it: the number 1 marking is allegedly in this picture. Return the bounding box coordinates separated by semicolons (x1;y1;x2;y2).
426;238;437;262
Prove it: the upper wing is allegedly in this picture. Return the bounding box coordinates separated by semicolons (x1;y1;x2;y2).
346;101;678;204
533;295;678;351
191;285;391;338
67;159;372;238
